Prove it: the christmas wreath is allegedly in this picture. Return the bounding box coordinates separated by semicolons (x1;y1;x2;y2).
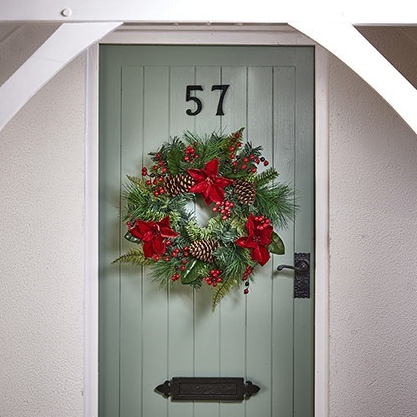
114;128;295;309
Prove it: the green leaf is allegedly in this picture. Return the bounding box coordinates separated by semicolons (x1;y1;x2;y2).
167;147;182;175
112;248;151;266
124;231;141;244
181;259;201;284
268;231;285;255
211;276;238;311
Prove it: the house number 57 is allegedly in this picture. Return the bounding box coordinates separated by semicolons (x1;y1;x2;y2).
186;85;230;116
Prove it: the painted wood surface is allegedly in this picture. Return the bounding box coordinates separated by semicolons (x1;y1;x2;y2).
99;45;314;417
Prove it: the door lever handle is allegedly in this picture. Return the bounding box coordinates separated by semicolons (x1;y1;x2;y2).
276;253;311;298
277;260;309;273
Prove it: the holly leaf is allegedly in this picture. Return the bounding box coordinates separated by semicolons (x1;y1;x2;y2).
268;231;285;255
181;259;201;284
167;147;182;175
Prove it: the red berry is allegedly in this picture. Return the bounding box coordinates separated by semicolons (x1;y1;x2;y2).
244;288;249;295
264;161;269;166
241;164;247;169
184;156;189;162
153;191;159;197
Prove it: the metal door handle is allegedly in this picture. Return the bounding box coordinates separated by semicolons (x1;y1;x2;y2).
276;253;311;298
277;260;309;273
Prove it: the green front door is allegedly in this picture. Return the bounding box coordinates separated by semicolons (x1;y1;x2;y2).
99;45;314;417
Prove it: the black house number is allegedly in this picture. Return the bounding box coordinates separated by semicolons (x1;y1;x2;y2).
186;84;230;116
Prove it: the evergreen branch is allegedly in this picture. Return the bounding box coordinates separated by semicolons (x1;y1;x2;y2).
185;221;203;241
252;167;279;187
254;183;296;228
112;248;152;266
149;258;177;287
211;275;238;311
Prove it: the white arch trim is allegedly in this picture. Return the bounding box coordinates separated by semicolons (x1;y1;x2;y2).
0;22;121;133
290;22;417;136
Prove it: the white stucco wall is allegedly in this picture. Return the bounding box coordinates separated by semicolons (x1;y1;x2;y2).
0;31;86;416
329;28;417;416
0;25;416;417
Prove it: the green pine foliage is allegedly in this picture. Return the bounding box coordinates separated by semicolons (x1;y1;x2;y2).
112;247;152;266
211;276;238;310
253;182;296;228
251;167;279;187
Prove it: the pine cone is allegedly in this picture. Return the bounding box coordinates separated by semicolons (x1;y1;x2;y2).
234;179;256;205
189;239;219;262
164;174;195;196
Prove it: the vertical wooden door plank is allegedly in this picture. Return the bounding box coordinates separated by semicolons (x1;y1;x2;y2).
195;66;222;134
120;65;145;417
99;47;122;417
246;66;274;417
218;65;247;417
293;47;315;417
168;65;196;417
193;64;222;417
141;66;170;417
221;66;247;133
272;66;296;417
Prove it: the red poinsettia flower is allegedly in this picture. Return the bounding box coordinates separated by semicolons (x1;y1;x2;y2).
128;216;178;258
188;158;233;205
235;214;273;266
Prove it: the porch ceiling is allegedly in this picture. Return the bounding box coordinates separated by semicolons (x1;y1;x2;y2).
0;19;416;137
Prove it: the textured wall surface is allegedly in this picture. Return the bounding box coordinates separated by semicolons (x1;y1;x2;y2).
329;27;417;417
0;39;86;417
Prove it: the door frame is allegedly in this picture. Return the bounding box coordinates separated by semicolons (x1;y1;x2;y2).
85;24;329;417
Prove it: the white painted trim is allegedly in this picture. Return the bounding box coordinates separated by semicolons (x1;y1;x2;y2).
86;28;330;417
84;44;100;417
101;23;315;45
290;22;417;137
1;0;417;24
0;22;121;133
314;45;330;417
